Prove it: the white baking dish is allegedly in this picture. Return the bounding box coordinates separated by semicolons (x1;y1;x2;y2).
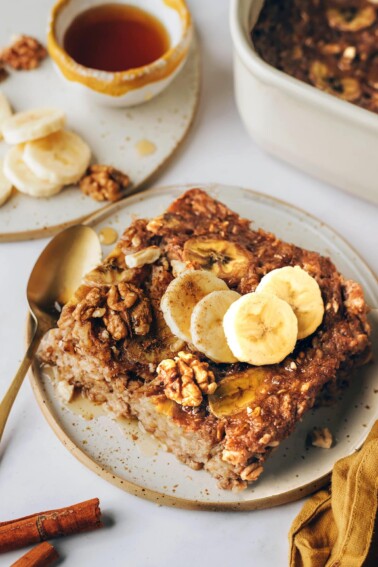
230;0;378;205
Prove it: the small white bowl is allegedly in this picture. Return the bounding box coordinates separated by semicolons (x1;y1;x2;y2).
230;0;378;205
48;0;193;107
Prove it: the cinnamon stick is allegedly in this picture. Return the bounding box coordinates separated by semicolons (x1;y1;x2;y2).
0;498;101;553
11;542;59;567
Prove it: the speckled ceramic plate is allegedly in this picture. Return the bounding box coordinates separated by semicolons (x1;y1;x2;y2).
29;184;378;510
0;0;200;242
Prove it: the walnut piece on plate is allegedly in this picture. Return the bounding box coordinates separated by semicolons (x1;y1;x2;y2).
309;426;333;449
1;35;47;70
157;351;217;407
79;165;130;202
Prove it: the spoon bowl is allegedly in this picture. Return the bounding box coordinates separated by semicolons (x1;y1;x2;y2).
27;225;102;329
0;225;102;443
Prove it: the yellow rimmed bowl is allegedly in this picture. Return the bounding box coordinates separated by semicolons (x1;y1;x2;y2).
47;0;193;107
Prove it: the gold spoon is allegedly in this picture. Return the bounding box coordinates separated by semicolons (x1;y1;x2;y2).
0;225;102;443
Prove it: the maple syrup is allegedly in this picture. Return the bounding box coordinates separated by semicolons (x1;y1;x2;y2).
98;226;118;245
64;4;170;73
135;139;156;156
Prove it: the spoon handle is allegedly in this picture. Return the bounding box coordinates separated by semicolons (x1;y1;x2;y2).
0;326;45;443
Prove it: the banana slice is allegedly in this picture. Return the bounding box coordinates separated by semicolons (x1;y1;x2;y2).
23;130;91;185
0;160;13;206
223;292;298;366
256;266;324;339
2;107;65;145
0;91;12;140
3;145;63;197
309;61;361;102
191;290;241;363
183;237;251;280
161;270;228;342
208;367;267;418
326;6;375;32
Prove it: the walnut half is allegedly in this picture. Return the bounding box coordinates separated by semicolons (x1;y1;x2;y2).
157;352;217;407
1;35;47;70
80;165;130;202
70;282;152;343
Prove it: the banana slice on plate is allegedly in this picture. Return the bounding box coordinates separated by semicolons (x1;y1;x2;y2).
256;265;324;339
23;130;91;185
3;145;63;198
223;292;298;366
183;237;251;280
2;107;65;144
208;367;267;417
0;91;12;140
161;270;228;342
0;160;13;206
191;290;241;363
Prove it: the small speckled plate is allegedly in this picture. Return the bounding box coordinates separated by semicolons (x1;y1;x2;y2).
29;184;378;510
0;8;200;242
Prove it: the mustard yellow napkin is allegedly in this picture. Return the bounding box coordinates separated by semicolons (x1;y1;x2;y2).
289;421;378;567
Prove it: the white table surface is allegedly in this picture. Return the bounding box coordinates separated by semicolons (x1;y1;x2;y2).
0;1;377;566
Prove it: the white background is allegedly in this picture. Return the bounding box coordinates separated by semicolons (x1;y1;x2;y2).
0;1;377;566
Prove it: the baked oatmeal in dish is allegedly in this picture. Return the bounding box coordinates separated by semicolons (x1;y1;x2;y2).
253;0;378;114
38;189;371;490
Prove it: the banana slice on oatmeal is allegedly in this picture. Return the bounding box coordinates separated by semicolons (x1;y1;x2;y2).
223;292;298;366
256;265;324;340
208;367;267;418
326;5;376;32
309;61;361;102
161;270;228;342
183;237;251;280
191;289;241;363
